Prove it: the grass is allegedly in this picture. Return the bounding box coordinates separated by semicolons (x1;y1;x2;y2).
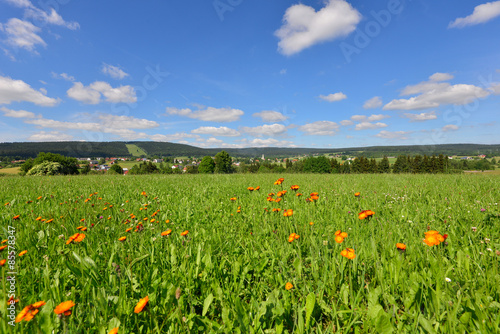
0;167;20;175
1;174;499;333
126;144;147;157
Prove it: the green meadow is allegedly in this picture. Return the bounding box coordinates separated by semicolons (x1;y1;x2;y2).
1;174;499;333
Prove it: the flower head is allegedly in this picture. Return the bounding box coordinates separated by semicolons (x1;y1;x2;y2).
134;296;149;313
285;282;293;290
161;229;172;236
354;192;360;197
54;301;75;315
396;243;406;251
181;230;189;236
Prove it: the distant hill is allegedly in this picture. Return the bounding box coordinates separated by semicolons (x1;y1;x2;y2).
0;141;499;159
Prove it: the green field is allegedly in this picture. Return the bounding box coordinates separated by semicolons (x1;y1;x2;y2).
126;144;148;157
1;174;499;333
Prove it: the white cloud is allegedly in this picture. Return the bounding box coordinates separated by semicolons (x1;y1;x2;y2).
67;81;137;104
241;124;287;137
340;120;354;126
363;96;383;109
275;0;361;55
449;1;500;28
350;114;389;122
319;92;347;102
1;106;37;118
51;72;75;81
384;73;490;110
403;111;437;122
429;72;454;82
246;138;295;147
191;126;241;137
101;63;129;80
375;130;411;140
442;124;459;132
0;75;59;106
355;122;387;130
149;132;200;142
252;110;288;122
27;131;73;141
2;18;46;52
4;0;33;7
490;83;500;94
196;137;225;147
98;114;158;129
298;121;339;135
25;7;79;30
166;106;244;122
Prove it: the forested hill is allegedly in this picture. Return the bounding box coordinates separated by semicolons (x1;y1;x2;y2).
0;141;499;159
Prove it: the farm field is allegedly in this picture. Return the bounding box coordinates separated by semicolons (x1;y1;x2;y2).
1;174;499;333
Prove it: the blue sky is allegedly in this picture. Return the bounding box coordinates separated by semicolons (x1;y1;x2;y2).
1;0;499;148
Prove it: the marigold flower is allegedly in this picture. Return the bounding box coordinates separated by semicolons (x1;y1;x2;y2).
118;236;126;242
285;282;293;290
230;197;237;201
358;210;374;220
290;185;299;191
255;186;260;191
134;296;149;313
13;215;20;220
181;230;189;236
54;301;75;315
247;187;254;191
396;243;406;250
0;259;6;266
109;328;119;334
275;198;282;203
16;306;32;323
66;233;80;245
161;229;172;236
341;248;356;259
74;234;86;243
0;245;7;251
296;193;302;197
283;209;293;217
125;228;132;233
46;218;54;223
36;216;42;221
1;240;6;244
335;235;344;244
354;192;360;197
31;301;46;308
19;250;27;257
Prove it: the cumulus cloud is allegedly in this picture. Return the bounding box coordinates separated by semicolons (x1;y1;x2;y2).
67;81;137;104
319;92;347;102
25;7;79;30
51;72;75;81
375;130;411;140
363;96;383;109
241;124;287;137
27;131;73;141
403;111;437;122
298;121;339;135
101;63;129;79
191;126;241;137
166;106;244;122
252;110;288;122
354;122;387;130
351;114;390;122
340;120;354;126
383;73;490;110
442;124;459;132
429;72;454;82
0;75;59;106
275;0;361;55
1;106;37;118
449;1;500;28
246;138;295;147
149;132;200;142
2;18;46;52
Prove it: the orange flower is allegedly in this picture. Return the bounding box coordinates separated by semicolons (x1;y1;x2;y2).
1;240;6;244
76;226;85;230
230;197;237;201
266;197;274;202
396;243;406;250
354;192;360;197
74;234;86;243
37;196;42;200
255;186;260;191
118;236;126;242
309;221;314;225
125;228;132;233
247;187;254;191
423;230;446;246
109;328;119;334
54;300;75;315
181;230;189;236
358;210;374;220
0;245;7;251
19;250;27;257
141;191;147;196
285;282;293;290
66;233;80;245
275;198;282;203
0;259;6;266
161;229;172;236
268;193;275;197
341;248;356;259
290;185;299;191
36;216;42;221
272;208;281;212
283;209;293;217
31;301;46;308
134;296;149;313
296;193;302;197
335;235;344;244
13;215;20;220
16;306;33;323
46;218;54;223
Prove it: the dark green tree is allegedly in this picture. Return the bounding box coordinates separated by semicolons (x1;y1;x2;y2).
109;164;124;174
302;156;332;173
198;156;215;174
214;151;234;174
379;156;390;173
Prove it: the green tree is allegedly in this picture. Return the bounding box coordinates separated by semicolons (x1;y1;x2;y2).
302;156;332;173
198;156;215;174
109;164;124;174
379;156;390;173
214;151;234;174
26;162;62;176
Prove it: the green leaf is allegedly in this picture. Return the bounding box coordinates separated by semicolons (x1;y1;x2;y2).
305;292;316;330
202;293;214;316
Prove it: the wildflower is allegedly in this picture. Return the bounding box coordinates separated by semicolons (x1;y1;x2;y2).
125;228;132;233
396;243;406;251
296;193;302;197
354;192;360;197
37;196;42;200
13;215;20;220
423;230;447;247
230;197;237;202
181;230;189;236
54;301;75;315
268;193;275;197
255;186;260;191
283;209;293;217
481;208;486;212
109;328;119;334
288;233;300;242
7;296;19;305
290;185;299;191
275;198;282;203
134;296;149;313
0;245;7;251
74;234;86;243
309;222;314;225
358;210;374;220
341;248;356;259
36;216;42;221
0;259;6;266
335;235;344;244
46;218;54;223
66;233;79;245
247;187;254;191
266;197;275;202
141;191;147;196
471;227;477;232
19;250;27;257
161;229;172;236
272;208;281;212
1;240;6;244
118;236;126;242
285;282;293;290
445;277;452;283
